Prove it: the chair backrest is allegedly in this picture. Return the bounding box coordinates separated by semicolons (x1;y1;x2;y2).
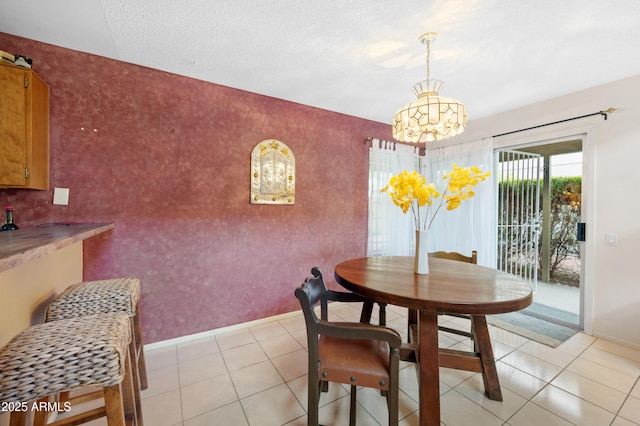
295;272;323;334
430;250;477;264
295;271;332;361
310;266;330;320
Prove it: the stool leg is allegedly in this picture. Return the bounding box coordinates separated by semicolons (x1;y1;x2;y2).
58;391;71;406
33;397;51;425
103;384;126;426
104;345;138;426
133;304;148;390
128;318;144;426
123;345;140;426
9;411;27;426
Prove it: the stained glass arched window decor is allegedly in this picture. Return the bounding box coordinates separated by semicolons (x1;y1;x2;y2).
250;139;295;205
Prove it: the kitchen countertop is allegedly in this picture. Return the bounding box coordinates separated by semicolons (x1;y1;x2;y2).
0;223;114;273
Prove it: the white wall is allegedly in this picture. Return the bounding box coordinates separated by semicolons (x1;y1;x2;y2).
447;74;640;348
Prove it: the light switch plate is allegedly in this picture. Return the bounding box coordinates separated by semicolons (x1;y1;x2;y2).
53;187;70;205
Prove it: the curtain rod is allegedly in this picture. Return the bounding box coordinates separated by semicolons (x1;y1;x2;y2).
363;137;425;155
493;107;616;138
365;107;615;142
362;136;419;147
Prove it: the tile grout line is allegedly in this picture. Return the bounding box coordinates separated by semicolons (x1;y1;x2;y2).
142;306;640;425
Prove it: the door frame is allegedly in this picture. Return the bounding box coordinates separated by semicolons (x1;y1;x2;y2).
493;127;594;333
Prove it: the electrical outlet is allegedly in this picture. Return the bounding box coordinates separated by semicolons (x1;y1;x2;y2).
53;187;69;205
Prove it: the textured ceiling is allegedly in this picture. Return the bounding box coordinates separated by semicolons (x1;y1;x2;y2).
2;0;639;124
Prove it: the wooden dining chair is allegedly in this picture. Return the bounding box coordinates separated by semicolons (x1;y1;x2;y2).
311;266;386;325
431;251;478;344
295;268;402;426
404;251;479;347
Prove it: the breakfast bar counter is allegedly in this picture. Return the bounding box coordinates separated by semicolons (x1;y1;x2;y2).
0;223;114;346
0;223;114;272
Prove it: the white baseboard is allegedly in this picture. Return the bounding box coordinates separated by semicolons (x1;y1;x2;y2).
143;309;303;351
591;331;640;350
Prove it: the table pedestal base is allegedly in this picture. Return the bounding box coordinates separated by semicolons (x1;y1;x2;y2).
418;312;440;426
400;311;503;425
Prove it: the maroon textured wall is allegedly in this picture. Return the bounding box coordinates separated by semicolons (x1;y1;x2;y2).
0;33;391;343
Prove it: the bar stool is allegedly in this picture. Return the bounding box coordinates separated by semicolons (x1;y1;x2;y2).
45;278;148;392
0;313;138;425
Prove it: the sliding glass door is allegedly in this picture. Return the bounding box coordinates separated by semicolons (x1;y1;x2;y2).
496;150;541;292
497;141;583;329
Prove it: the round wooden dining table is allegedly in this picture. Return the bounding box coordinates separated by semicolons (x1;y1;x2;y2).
334;256;532;426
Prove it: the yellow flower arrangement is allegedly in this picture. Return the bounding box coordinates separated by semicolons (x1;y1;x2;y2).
381;164;491;230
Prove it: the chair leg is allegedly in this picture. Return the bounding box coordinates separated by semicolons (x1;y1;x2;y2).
388;349;399;426
308;372;321;426
407;308;418;340
388;388;399;426
378;303;387;326
349;385;357;426
471;320;479;352
360;301;374;324
360;302;387;326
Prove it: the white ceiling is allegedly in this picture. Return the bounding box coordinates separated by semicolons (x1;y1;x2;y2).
2;0;640;124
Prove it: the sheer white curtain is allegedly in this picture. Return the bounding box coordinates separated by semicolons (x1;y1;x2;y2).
367;139;419;256
423;138;496;267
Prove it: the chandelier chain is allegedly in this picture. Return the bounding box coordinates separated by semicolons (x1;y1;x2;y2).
392;31;467;143
425;39;431;83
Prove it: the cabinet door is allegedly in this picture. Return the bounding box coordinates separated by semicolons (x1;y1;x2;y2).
25;71;50;190
0;65;27;186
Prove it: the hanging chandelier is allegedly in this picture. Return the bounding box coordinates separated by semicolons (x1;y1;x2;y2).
392;32;467;143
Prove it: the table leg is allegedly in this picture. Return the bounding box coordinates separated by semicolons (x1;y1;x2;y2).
471;315;503;401
418;310;440;426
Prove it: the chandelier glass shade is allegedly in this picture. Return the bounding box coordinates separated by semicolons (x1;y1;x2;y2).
392;33;467;143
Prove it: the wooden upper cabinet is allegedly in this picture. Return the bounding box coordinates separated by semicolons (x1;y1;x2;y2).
0;62;50;190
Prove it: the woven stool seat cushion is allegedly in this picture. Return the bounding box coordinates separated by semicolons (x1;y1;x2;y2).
46;278;141;321
0;313;131;403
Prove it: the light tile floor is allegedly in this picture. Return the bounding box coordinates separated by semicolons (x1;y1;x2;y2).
138;303;640;426
62;302;640;425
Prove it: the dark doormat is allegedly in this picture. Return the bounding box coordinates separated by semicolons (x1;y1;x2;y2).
487;310;580;348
